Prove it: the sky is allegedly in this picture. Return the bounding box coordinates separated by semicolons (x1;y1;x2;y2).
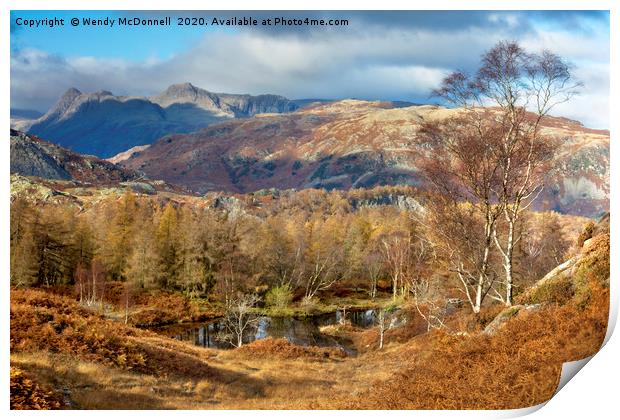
10;10;610;128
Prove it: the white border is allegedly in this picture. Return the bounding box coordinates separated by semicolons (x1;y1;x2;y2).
2;1;617;419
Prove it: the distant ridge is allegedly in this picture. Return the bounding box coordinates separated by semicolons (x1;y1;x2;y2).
12;83;301;158
118;99;609;218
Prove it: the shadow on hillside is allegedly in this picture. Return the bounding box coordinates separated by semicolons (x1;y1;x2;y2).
11;358;166;409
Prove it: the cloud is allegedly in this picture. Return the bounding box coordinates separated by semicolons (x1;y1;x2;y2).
10;11;609;128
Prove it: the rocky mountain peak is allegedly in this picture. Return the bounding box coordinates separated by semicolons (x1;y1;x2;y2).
10;129;139;184
160;82;201;99
62;87;82;99
94;90;114;97
49;87;82;115
10;84;300;158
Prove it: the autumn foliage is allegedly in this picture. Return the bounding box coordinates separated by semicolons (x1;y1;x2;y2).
10;367;64;410
10;288;217;380
344;283;608;409
235;337;347;361
9;219;609;409
340;227;610;409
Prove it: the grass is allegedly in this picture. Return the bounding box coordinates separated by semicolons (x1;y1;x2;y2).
355;285;607;409
10;282;608;409
336;231;611;410
9;348;358;409
251;293;394;318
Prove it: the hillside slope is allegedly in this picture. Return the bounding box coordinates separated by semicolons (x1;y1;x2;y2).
342;214;610;409
121;100;609;217
10;129;139;185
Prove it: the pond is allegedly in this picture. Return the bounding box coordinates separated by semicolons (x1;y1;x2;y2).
156;309;379;355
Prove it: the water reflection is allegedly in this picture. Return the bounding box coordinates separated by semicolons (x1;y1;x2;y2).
163;309;378;353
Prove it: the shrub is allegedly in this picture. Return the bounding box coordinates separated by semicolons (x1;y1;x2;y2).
129;291;201;326
234;337;346;360
265;285;293;310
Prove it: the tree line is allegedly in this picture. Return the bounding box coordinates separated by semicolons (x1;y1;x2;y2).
10;185;570;313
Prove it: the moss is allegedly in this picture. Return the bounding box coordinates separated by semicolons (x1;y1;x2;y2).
575;235;610;285
503;306;521;318
576;221;595;248
526;276;575;306
572;234;610;307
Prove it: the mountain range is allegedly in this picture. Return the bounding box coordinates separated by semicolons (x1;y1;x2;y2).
11;83;302;158
10;86;610;218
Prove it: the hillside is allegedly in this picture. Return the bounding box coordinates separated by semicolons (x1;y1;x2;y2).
10;214;609;409
121;100;610;217
107;145;150;165
10;129;139;185
13;83;300;158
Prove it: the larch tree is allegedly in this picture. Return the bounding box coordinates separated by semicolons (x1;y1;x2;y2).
25;207;76;287
156;202;180;289
176;208;217;299
10;197;37;286
125;209;158;290
104;192;137;281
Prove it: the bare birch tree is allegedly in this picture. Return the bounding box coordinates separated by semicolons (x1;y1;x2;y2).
440;42;578;305
299;218;344;302
411;277;447;332
381;232;411;300
216;294;260;348
421;40;579;307
364;248;383;299
417;118;504;313
377;305;398;349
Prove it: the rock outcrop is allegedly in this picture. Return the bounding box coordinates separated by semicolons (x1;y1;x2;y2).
485;213;610;335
